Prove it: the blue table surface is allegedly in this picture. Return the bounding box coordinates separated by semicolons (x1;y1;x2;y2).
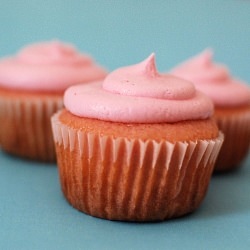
0;1;250;249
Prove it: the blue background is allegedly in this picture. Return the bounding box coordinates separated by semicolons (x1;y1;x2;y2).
0;1;250;249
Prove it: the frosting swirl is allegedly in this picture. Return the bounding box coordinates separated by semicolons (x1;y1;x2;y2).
0;41;107;92
171;49;250;107
64;54;214;123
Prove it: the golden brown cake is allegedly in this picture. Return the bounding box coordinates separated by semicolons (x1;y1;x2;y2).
52;109;222;221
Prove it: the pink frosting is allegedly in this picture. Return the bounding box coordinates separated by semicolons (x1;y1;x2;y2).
64;54;214;123
171;49;250;107
0;41;107;92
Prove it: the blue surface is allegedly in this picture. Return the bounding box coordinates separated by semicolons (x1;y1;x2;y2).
0;1;250;249
0;152;250;250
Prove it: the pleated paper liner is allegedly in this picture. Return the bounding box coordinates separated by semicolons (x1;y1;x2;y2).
0;91;63;161
52;112;224;221
214;109;250;172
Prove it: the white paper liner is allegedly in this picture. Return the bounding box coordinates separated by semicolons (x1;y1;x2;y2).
52;111;224;221
215;110;250;171
0;94;63;161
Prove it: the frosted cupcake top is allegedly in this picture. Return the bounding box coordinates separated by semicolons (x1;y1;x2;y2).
64;54;214;123
0;41;107;92
171;49;250;107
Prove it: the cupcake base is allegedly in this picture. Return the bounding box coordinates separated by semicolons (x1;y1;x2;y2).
214;106;250;172
0;87;63;162
52;110;223;221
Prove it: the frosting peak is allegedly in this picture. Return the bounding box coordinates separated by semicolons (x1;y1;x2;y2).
172;49;229;83
140;53;158;77
64;54;214;123
103;54;196;100
171;49;250;107
17;41;92;65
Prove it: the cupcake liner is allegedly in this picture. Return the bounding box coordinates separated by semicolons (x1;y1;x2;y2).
214;110;250;172
52;112;224;221
0;94;63;161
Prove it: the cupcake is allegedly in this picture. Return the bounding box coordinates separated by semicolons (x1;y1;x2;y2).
171;49;250;172
51;54;223;221
0;41;107;162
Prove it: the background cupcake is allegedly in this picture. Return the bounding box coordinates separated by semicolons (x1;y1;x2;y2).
171;49;250;172
0;41;107;162
51;54;223;221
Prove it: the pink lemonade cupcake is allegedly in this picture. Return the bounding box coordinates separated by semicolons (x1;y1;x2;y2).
51;54;223;221
0;41;107;161
171;49;250;172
